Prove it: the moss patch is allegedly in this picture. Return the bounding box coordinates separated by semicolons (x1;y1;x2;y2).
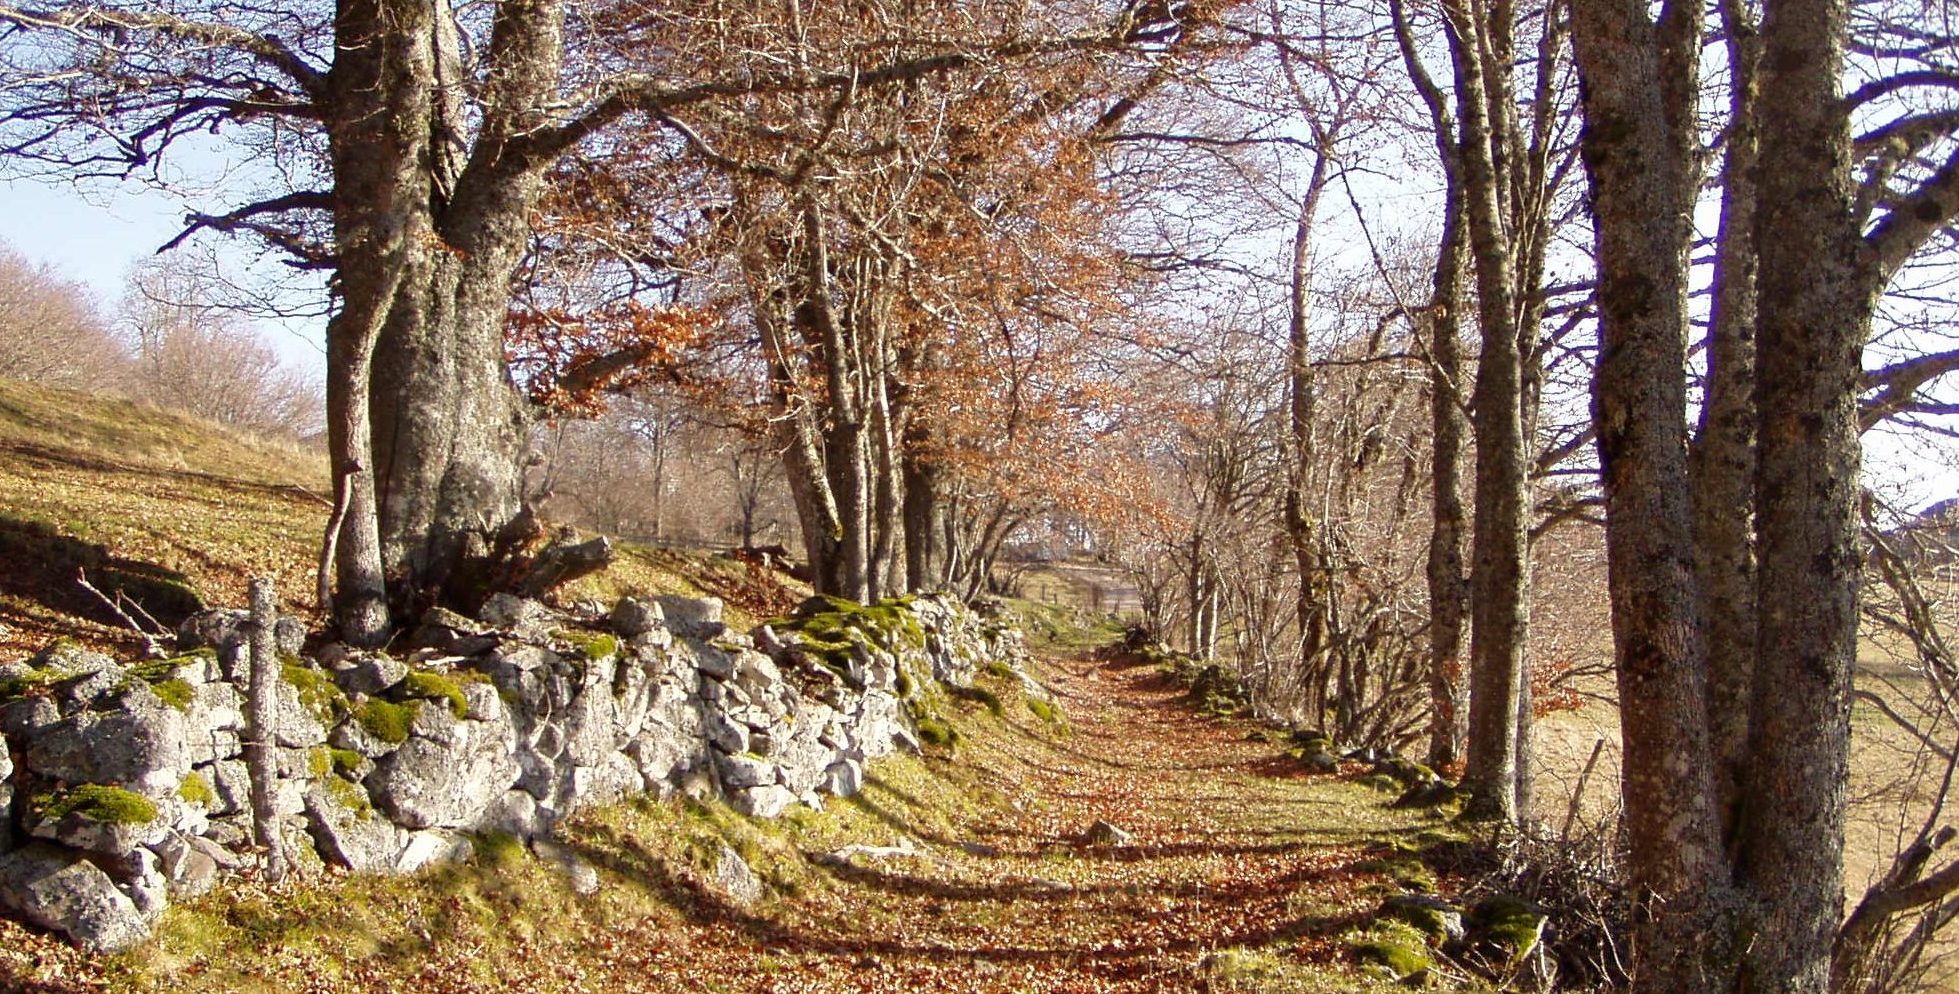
356;698;419;745
915;716;957;748
283;661;347;724
1027;696;1061;724
948;684;1004;717
771;595;928;667
177;772;217;808
400;670;468;718
561;631;620;661
1469;894;1547;964
36;784;160;825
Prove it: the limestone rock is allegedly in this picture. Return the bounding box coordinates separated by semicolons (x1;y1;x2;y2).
479;594;553;636
823;758;864;797
476;790;548;839
610;598;666;638
656;596;724;638
712;843;763;906
715;752;775;790
703;712;749;755
151;832;220;898
1083;820;1132;847
368;706;519;830
330;653;409;697
729;783;795;819
21;691;188;795
0;843;150;953
23;795;170;859
303;779;403;872
394;830;473;873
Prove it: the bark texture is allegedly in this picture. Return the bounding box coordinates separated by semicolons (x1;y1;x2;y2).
1570;0;1732;988
1738;1;1868;989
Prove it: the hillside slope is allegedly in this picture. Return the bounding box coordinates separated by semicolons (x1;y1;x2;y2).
0;377;801;658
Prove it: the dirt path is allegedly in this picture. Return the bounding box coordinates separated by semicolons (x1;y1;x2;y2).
591;652;1448;994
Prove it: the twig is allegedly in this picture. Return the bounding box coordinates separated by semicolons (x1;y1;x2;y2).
1562;737;1608;842
75;568;167;659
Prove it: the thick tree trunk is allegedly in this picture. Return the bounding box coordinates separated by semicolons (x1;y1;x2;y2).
321;0;437;645
1738;1;1868;990
1694;0;1762;844
370;255;531;612
337;0;560;621
1570;2;1733;988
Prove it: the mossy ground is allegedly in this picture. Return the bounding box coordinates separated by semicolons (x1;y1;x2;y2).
2;619;1472;994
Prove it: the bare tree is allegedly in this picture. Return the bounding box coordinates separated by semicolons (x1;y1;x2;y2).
0;242;123;388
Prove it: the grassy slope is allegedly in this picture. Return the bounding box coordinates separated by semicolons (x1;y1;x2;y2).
0;376;1471;993
0;378;331;657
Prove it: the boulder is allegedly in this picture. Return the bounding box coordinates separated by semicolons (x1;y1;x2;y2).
150;832;220;898
330;653;409;697
394;830;473;873
655;596;725;638
1382;893;1466;947
476;789;548;839
715;752;775;790
610;598;666;638
1;694;59;739
693;644;738;681
303;779;403;872
368;707;519;830
823;758;865;797
21;691;188;795
22;786;171;859
703;712;750;755
479;594;553;637
1083;820;1133;847
729;783;795;819
731;652;782;695
712;842;764;906
0;843;150;953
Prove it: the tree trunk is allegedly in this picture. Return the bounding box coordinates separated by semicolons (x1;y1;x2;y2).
1283;161;1329;729
1738;1;1869;989
1694;0;1762;845
1424;199;1470;770
335;0;560;621
1446;0;1546;825
901;429;942;593
370;255;531;612
319;0;440;645
1571;2;1733;986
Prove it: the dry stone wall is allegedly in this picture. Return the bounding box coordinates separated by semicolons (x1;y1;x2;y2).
0;591;1030;952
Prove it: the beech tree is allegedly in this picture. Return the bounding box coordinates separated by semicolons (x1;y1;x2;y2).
1573;0;1959;989
0;0;1152;640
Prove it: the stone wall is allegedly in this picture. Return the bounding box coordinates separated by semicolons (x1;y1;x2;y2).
0;591;1030;952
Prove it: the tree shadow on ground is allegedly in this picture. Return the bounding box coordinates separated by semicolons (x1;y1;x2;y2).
0;514;204;639
564;817;1369;979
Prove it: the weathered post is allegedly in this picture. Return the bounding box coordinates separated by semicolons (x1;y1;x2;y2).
245;577;288;882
